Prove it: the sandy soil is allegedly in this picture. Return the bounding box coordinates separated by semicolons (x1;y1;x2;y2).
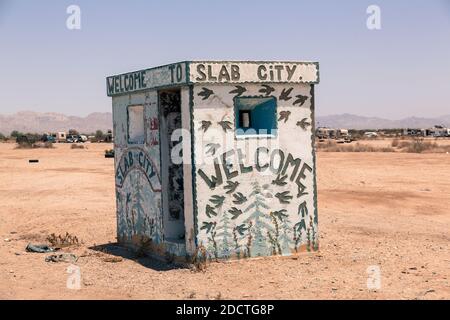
0;142;449;300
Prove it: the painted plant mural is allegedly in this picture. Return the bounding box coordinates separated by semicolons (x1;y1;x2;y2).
116;170;162;243
113;91;164;246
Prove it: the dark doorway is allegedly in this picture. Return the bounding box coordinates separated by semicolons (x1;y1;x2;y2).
158;90;185;241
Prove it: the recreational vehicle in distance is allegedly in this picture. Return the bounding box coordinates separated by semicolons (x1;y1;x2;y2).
429;125;449;137
364;131;378;138
316;127;352;142
316;127;333;140
51;132;67;143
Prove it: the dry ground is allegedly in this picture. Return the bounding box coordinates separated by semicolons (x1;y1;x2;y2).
0;141;449;300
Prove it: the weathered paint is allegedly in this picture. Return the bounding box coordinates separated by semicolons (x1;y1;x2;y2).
107;62;189;96
107;61;319;97
112;92;165;251
108;61;319;262
190;61;319;84
192;83;318;259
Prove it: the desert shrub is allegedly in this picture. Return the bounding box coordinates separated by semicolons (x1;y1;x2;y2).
316;140;336;150
16;141;33;149
191;245;208;272
391;138;400;147
405;138;438;153
390;138;450;153
68;129;79;136
95;130;105;141
15;133;53;149
16;141;54;149
10;130;24;139
393;137;437;153
47;232;80;248
317;141;394;153
33;141;54;149
398;141;411;149
352;143;394;152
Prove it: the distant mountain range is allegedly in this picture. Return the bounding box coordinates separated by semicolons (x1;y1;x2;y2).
316;113;450;130
0;111;112;135
0;111;449;135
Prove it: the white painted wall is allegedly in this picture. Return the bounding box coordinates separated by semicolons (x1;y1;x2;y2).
191;83;318;259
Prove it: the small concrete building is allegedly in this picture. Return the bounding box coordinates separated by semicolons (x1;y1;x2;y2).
106;61;320;262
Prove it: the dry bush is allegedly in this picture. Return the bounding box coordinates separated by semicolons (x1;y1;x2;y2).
316;140;336;150
71;144;85;149
34;141;54;149
391;138;400;147
47;232;80;248
395;138;438;153
16;141;33;149
191;245;208;272
391;137;450;153
398;141;412;149
407;139;435;153
16;141;54;149
136;236;152;258
317;141;394;153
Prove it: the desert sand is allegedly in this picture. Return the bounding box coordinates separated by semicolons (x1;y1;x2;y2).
0;142;449;300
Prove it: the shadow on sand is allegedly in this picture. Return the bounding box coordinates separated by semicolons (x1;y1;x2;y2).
89;243;189;272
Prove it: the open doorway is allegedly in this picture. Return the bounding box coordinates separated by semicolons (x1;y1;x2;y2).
158;89;185;242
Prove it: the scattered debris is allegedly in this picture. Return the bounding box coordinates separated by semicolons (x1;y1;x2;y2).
26;243;56;253
4;238;11;242
45;253;78;263
105;149;115;158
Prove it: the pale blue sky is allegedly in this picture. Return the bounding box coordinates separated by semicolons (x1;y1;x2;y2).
0;0;449;118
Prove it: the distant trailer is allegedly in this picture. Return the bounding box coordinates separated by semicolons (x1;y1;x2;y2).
316;127;334;139
51;132;67;143
430;126;449;137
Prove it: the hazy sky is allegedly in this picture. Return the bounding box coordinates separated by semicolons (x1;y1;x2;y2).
0;0;449;118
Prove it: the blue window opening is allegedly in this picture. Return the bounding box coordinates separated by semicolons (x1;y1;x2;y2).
235;97;277;136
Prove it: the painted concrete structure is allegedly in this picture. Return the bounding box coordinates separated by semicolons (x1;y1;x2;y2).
107;61;320;261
